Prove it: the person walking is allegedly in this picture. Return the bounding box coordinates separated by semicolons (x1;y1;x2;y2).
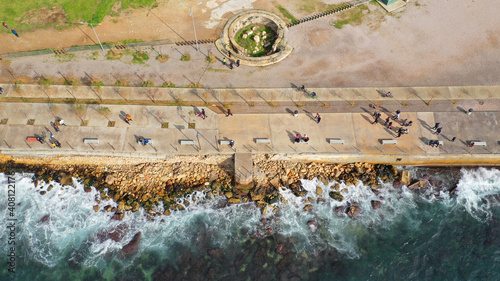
236;60;240;67
372;115;380;125
125;114;132;124
3;22;8;29
0;87;3;94
315;113;321;124
394;110;401;120
229;140;235;148
222;57;226;65
436;127;442;135
11;29;19;37
295;134;300;143
384;117;390;126
432;122;440;130
201;109;206;120
226;109;233;117
451;137;456;142
229;62;233;69
387;122;393;129
228;51;231;58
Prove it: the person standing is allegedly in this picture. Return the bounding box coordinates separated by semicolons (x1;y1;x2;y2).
295;134;300;143
372;115;380;125
59;119;66;126
11;29;19;37
222;57;226;65
201;109;206;120
0;87;3;94
436;127;442;135
432;122;440;130
229;62;233;69
3;22;8;29
387;122;393;129
384;117;390;126
315;113;321;124
228;51;231;58
229;140;235;148
394;110;401;120
236;60;240;67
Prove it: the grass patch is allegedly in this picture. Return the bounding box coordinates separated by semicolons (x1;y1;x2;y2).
332;5;370;29
121;39;143;44
88;51;100;60
188;123;196;129
63;78;79;86
39;78;54;87
114;80;127;87
91;80;104;87
235;24;277;57
180;53;191;62
132;51;150;64
161;122;169;128
156;54;169;63
0;0;157;32
276;5;299;24
55;53;76;62
106;50;123;60
206;67;232;73
141;80;154;87
162;82;175;88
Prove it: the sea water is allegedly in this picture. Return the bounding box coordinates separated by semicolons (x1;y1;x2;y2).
0;167;499;280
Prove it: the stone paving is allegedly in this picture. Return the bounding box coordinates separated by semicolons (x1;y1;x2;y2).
0;84;499;165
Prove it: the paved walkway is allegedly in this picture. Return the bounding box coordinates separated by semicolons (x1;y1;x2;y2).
1;84;499;165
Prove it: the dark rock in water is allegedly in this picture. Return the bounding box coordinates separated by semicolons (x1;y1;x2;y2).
346;205;361;218
393;181;403;188
429;179;436;186
40;214;50;223
176;249;194;268
153;264;176;281
207;248;224;260
307;220;318;232
421;175;431;180
276;243;286;255
120;232;141;258
371;200;382;210
260;218;267;225
334;206;345;216
111;212;124;221
40;191;47;195
329;191;343;202
109;224;129;242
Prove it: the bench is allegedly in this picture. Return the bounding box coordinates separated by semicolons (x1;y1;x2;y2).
382;139;397;145
83;138;99;144
180;140;196;145
255;138;271;144
328;139;345;145
471;141;487;146
219;140;232;145
26;137;39;142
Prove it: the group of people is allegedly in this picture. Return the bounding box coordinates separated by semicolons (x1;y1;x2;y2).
222;52;240;69
3;22;19;37
372;109;412;138
297;85;317;99
295;133;309;143
431;123;442;135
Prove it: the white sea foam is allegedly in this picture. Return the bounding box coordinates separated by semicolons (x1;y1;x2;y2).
1;167;498;268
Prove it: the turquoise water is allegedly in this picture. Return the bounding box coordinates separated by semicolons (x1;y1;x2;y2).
1;167;499;280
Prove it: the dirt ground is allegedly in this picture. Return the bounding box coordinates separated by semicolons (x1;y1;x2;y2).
0;0;499;88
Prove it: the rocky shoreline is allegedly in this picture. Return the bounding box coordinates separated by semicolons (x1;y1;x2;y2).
0;154;406;220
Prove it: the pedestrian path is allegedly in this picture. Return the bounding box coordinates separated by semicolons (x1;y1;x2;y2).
1;100;499;165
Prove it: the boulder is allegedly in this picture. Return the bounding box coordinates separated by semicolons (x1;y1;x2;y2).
120;232;141;258
207;248;224;260
400;170;411;185
111;212;124;221
228;198;241;204
303;204;313;211
276;243;286;255
329;191;344;202
40;214;50;223
93;205;99;212
371;200;382;210
393;181;403;188
346;205;361;218
316;186;323;196
334;206;345;216
109;224;129;242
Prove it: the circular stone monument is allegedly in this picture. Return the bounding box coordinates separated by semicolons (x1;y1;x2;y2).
215;10;293;67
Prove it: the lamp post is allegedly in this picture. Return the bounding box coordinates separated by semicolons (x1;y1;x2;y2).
180;2;203;51
80;22;104;51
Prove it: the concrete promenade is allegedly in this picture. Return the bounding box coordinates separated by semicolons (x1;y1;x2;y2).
0;84;499;165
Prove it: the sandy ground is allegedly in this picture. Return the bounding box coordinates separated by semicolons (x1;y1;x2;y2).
0;0;499;88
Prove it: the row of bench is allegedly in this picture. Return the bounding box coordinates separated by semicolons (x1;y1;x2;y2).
31;138;488;147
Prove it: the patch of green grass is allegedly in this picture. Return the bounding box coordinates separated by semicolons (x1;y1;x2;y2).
180;54;191;62
89;51;100;60
39;78;54;87
141;80;154;87
156;54;169;62
332;5;370;29
63;78;79;86
91;80;104;87
55;53;76;62
206;55;214;63
206;67;232;73
235;24;277;57
0;0;157;32
114;80;126;87
120;39;143;44
106;50;123;60
132;51;150;64
276;5;298;24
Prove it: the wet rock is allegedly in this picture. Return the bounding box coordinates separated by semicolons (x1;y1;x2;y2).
207;248;224;260
260;218;267;225
316;186;323;196
60;174;73;186
329;191;343;202
303;204;313;211
393;181;403;188
163;209;171;216
317;175;328;186
371;200;382;210
228;197;241;204
40;214;50;223
276;243;286;255
120;232;141;258
111;212;124;221
346;205;361;218
307;220;318;232
40;191;47;195
105;174;115;185
334;206;345;216
93;205;99;212
109;223;129;242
